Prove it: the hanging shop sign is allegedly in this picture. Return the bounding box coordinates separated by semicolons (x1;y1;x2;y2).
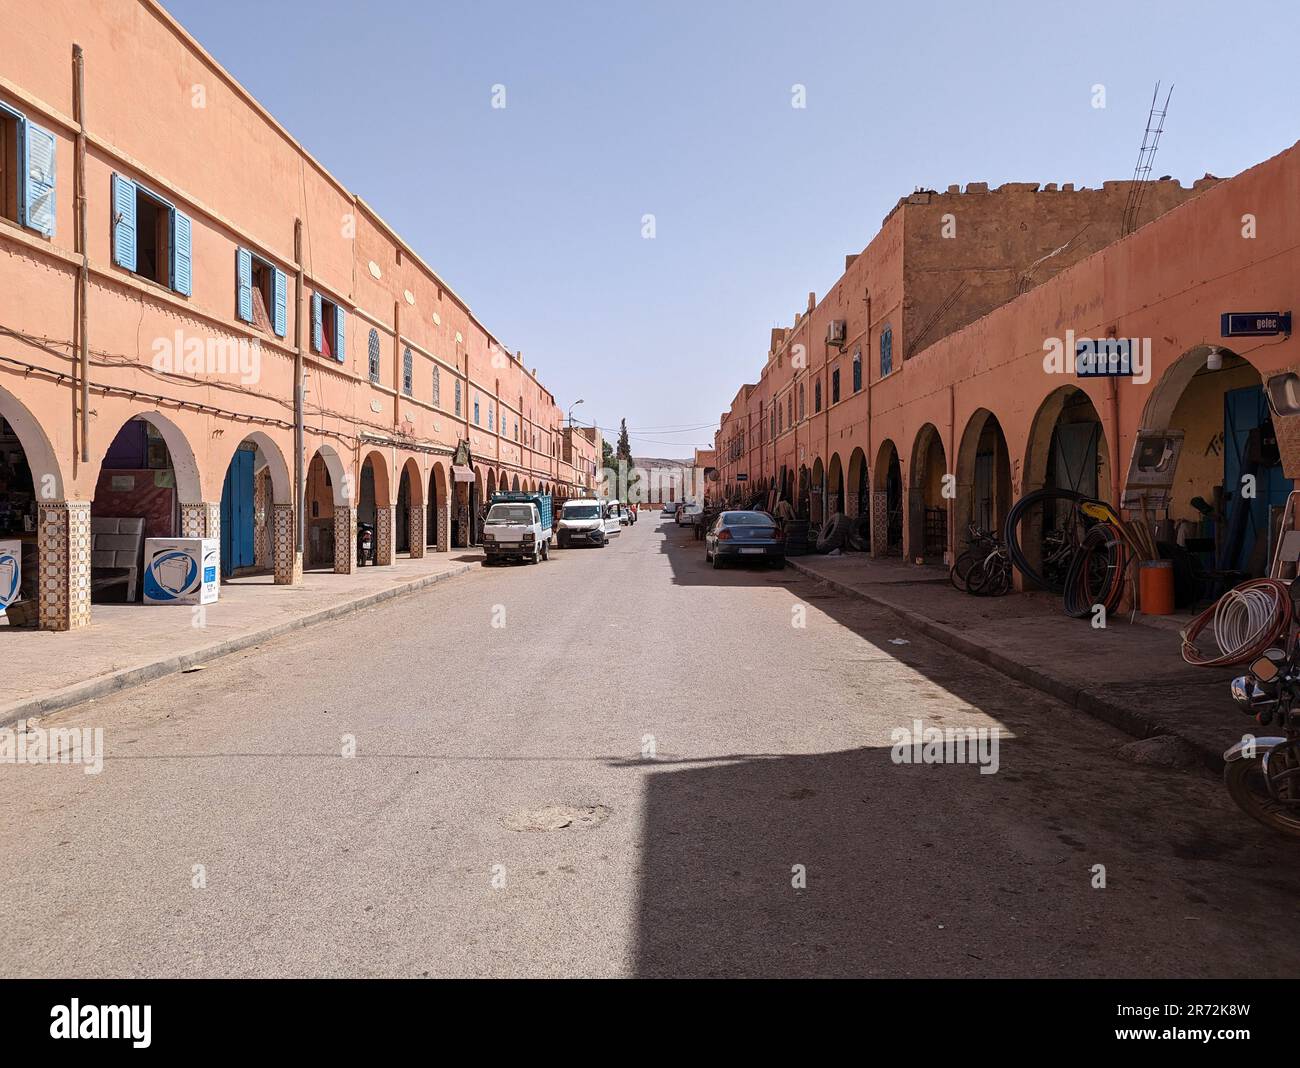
1220;312;1292;338
1075;337;1143;377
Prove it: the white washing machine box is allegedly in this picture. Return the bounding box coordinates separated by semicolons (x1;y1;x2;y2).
143;538;219;605
0;539;21;611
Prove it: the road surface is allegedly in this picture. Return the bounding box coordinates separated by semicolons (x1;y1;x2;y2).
2;516;1296;977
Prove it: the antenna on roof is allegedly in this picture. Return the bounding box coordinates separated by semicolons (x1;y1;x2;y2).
1121;81;1173;236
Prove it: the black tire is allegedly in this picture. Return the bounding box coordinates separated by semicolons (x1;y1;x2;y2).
816;513;850;553
1224;756;1300;838
949;551;979;591
712;552;724;569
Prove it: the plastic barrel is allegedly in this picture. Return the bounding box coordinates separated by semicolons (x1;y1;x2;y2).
1140;559;1175;615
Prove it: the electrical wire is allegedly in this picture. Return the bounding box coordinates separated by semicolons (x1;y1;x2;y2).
1181;579;1291;667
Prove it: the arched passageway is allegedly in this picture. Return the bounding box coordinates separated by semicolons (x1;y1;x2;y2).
1019;386;1112;587
872;440;903;557
0;386;66;628
1137;346;1285;591
908;423;948;563
955;410;1011;550
218;431;292;582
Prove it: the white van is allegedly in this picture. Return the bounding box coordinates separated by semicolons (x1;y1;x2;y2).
556;499;607;548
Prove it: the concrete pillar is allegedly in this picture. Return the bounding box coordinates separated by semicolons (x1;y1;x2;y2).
870;490;888;559
271;503;302;585
333;505;356;574
374;505;394;565
408;505;426;559
38;501;92;631
253;470;272;569
180;502;221;543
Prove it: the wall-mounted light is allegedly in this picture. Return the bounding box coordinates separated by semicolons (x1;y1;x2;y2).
1206;346;1224;371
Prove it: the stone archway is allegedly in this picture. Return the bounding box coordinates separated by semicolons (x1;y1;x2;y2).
0;384;77;630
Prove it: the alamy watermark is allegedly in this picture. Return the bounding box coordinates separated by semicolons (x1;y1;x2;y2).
890;718;1000;774
151;330;261;385
1042;331;1151;384
0;724;104;775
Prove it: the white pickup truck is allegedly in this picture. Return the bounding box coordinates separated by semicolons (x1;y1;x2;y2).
482;496;551;564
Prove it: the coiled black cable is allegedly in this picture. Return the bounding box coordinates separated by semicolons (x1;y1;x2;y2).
1003;487;1091;592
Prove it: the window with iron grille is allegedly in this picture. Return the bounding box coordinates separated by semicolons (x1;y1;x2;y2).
832;368;840;403
798;383;805;420
815;379;822;412
853;347;862;391
432;365;441;406
368;329;380;383
881;326;893;377
455;380;462;416
402;347;413;396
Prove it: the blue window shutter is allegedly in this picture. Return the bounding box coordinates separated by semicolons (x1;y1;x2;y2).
272;267;287;337
23;121;56;237
171;210;192;296
311;293;322;352
235;248;253;322
111;173;137;271
334;306;346;362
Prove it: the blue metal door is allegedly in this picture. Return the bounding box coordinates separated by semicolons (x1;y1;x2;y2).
1223;385;1292;573
220;449;256;575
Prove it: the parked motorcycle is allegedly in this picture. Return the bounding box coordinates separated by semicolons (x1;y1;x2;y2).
1225;580;1300;837
357;522;376;566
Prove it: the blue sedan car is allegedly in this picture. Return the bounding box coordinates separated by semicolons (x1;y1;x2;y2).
705;510;785;569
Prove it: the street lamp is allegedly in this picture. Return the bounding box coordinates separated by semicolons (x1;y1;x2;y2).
568;399;584;427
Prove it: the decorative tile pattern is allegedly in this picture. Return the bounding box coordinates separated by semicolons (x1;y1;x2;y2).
826;492;840;517
845;491;860;519
870;491;888;558
180;502;221;545
333;506;356;574
408;505;426;559
271;504;302;585
38;501;91;631
374;506;394;566
436;498;450;553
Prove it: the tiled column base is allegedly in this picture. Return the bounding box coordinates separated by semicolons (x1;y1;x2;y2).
870;491;888;559
38;501;92;631
271;503;302;585
180;502;221;544
436;499;450;553
375;506;394;566
826;493;840;517
334;506;356;574
408;505;426;559
845;491;861;518
810;488;823;525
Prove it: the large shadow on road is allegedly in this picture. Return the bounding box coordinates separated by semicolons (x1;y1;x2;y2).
630;523;1300;978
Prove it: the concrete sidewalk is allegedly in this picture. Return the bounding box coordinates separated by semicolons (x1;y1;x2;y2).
0;550;482;727
787;552;1243;768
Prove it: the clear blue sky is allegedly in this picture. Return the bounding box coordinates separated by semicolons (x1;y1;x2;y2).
166;0;1300;456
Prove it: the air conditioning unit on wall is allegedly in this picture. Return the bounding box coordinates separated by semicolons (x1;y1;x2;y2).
826;320;847;347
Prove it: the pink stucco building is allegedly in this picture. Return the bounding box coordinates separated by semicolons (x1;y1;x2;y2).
1;0;592;629
716;144;1300;589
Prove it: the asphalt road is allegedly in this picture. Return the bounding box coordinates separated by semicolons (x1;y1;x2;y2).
2;516;1297;978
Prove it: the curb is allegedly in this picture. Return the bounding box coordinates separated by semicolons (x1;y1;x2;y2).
0;562;477;729
787;558;1223;771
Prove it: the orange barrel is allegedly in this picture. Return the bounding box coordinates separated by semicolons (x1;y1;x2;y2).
1140;559;1175;615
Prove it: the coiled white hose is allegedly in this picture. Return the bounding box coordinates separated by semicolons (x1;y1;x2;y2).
1181;578;1290;667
